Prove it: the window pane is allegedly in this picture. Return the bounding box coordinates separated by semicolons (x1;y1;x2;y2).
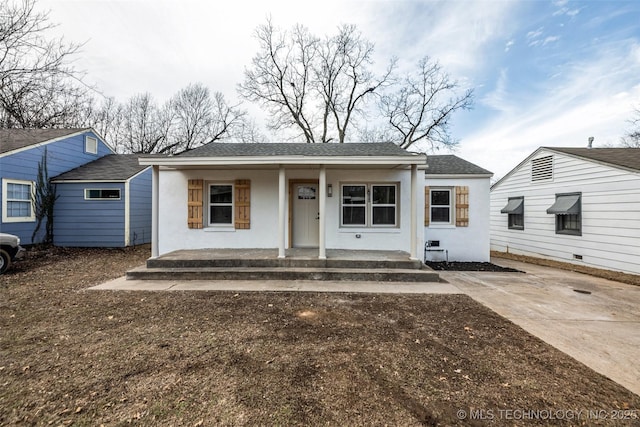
8;183;31;200
297;186;316;199
210;185;232;203
431;190;449;206
559;214;580;231
372;206;395;225
342;185;366;205
86;189;120;199
372;185;395;204
342;206;366;225
431;207;450;223
210;206;232;224
7;201;30;217
509;214;524;228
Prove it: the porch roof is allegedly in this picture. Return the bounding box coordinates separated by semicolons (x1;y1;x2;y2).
139;142;427;169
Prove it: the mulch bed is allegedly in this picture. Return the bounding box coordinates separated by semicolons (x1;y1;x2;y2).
1;245;638;425
425;261;522;272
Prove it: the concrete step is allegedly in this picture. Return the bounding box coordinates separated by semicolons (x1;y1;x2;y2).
146;257;424;270
127;266;440;282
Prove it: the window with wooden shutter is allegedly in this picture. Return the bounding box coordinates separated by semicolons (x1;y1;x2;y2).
234;179;251;229
455;186;469;227
188;179;204;229
424;186;430;226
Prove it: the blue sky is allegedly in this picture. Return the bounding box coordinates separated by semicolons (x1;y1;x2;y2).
42;0;640;179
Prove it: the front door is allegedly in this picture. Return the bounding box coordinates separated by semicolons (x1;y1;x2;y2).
292;183;320;248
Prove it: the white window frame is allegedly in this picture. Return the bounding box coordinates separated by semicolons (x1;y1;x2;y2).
85;136;98;154
340;183;399;228
370;184;398;227
84;188;121;200
2;178;35;223
429;188;453;225
207;183;234;227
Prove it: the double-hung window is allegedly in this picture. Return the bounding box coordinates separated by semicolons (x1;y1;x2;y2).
430;189;452;224
341;183;397;227
209;184;233;226
2;179;34;222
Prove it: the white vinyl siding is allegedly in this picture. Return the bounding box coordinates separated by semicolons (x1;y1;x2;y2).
491;149;640;275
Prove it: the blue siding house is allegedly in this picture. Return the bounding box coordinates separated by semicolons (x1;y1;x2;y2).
0;129;113;244
52;155;154;247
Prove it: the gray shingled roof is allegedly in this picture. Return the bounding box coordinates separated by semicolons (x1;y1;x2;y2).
178;142;418;158
52;154;156;182
546;147;640;172
425;154;493;175
0;128;90;154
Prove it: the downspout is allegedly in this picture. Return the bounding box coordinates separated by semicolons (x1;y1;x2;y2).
124;179;131;246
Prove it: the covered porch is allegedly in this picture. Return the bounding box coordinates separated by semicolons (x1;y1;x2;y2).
139;143;427;261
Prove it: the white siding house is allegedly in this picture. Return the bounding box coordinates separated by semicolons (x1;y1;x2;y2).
490;147;640;275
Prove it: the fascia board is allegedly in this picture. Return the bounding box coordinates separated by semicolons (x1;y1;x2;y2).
139;155;427;167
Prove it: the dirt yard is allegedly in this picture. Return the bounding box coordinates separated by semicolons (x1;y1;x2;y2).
1;246;638;426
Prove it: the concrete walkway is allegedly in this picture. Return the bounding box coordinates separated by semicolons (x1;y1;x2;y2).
90;259;640;396
91;276;460;294
442;257;640;397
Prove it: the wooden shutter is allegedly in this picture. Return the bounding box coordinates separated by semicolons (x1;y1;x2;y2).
188;179;204;229
424;186;430;226
455;186;469;227
235;179;251;229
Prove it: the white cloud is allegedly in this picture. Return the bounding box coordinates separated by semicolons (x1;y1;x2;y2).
505;39;515;52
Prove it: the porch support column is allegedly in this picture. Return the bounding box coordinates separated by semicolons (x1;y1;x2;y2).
151;165;159;258
410;164;418;260
318;165;327;260
278;165;286;258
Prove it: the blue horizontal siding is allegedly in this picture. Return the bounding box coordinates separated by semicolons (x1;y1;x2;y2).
1;130;112;244
129;168;152;245
53;182;126;247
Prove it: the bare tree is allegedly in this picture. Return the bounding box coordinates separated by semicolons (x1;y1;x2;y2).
239;19;319;143
317;24;395;143
379;57;473;150
117;93;172;154
0;0;88;128
621;106;640;148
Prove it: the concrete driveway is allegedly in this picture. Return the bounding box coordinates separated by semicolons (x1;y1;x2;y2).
442;258;640;397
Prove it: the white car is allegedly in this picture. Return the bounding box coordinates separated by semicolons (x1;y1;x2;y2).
0;233;25;274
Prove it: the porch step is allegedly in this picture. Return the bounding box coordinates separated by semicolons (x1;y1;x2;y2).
146;258;423;270
126;266;440;282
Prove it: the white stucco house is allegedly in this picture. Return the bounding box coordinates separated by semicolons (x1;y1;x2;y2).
490;147;640;275
424;155;493;262
140;143;493;262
